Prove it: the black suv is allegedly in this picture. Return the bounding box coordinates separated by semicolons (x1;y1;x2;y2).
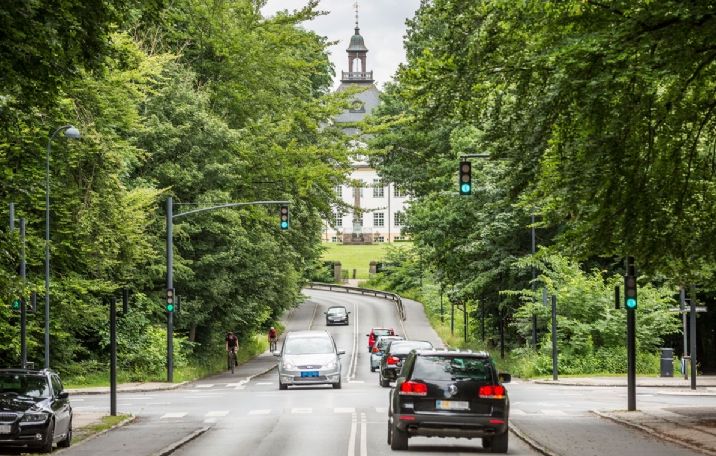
387;350;511;452
0;368;72;453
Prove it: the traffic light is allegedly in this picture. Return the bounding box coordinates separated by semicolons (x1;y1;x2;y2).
624;275;637;310
10;297;21;312
279;205;289;230
166;288;175;312
459;161;472;195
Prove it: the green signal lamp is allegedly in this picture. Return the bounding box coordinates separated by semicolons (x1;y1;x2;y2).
11;298;21;312
625;297;637;309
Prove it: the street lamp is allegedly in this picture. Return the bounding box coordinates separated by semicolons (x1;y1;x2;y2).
45;125;81;368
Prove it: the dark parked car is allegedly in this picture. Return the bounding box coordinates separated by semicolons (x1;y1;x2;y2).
370;335;404;372
378;340;433;387
366;327;395;352
0;368;73;453
324;306;350;326
387;349;511;452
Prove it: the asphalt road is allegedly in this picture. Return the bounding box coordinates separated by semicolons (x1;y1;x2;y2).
60;289;716;455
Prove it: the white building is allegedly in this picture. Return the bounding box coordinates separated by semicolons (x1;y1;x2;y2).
323;20;410;244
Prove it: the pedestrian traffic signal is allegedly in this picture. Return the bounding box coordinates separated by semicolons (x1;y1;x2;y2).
459;161;472;195
624;275;637;310
166;288;175;312
279;205;289;230
10;297;21;312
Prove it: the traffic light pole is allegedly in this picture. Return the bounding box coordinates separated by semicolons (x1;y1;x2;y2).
164;198;290;383
110;297;117;416
19;219;27;369
625;258;636;411
690;285;697;390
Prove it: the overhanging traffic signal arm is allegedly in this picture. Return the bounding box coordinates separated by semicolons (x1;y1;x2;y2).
624;275;637;309
459;161;472;195
166;288;175;312
279;205;289;230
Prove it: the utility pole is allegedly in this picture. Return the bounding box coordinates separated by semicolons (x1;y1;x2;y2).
551;295;558;381
625;257;637;411
690;285;697;390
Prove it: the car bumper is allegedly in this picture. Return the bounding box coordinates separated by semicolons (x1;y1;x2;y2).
393;413;508;438
381;366;400;380
326;319;348;325
278;367;342;386
0;421;52;448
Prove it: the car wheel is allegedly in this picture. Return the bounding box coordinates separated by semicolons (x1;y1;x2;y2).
370;365;376;372
57;419;72;448
488;429;508;453
279;381;288;390
39;419;55;453
379;373;389;387
333;378;342;389
390;421;408;450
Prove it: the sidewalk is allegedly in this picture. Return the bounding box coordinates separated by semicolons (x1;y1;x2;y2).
535;375;716;455
65;351;278;446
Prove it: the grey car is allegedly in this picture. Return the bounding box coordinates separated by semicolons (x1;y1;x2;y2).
370;335;404;372
274;330;345;390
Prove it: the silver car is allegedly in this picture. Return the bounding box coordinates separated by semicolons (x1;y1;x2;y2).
370;335;404;372
274;330;345;390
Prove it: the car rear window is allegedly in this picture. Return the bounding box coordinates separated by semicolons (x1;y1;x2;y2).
411;356;493;382
376;337;402;349
374;329;392;336
389;341;432;355
284;337;335;355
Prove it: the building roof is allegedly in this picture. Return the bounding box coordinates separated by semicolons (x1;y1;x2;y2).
347;27;369;52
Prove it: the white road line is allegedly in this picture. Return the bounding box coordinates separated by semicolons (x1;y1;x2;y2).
511;409;527;415
205;411;229;417
347;412;357;456
196;384;214;388
348;380;365;384
291;408;312;414
160;412;187;419
309;300;319;330
121;396;153;400
225;383;243;387
347;300;360;381
71;399;84;402
542;410;568;416
249;409;271;415
375;407;388;414
335;407;355;414
256;382;273;385
204;418;217;424
148;402;171;406
360;412;368;456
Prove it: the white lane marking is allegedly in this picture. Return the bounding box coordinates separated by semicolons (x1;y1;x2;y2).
375;407;388;414
335;407;355;414
204;418;217;424
347;300;360;381
511;409;527;415
348;380;365;384
148;402;171;406
347;412;357;456
196;384;214;388
256;382;273;385
291;408;312;414
225;383;243;387
118;403;132;407
360;412;368;456
205;411;229;417
71;399;85;402
249;409;271;415
542;410;568;416
185;395;220;399
160;412;187;419
309;299;319;330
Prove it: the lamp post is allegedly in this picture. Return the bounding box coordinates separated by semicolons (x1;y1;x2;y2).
45;125;80;369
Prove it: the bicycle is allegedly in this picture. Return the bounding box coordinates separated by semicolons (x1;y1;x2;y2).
227;348;237;374
269;337;278;352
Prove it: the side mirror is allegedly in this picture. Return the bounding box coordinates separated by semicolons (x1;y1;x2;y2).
272;351;281;357
57;391;69;400
499;373;512;384
347;312;351;314
338;350;346;356
323;312;327;315
366;334;370;337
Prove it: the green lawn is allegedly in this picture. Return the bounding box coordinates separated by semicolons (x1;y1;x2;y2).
320;242;411;279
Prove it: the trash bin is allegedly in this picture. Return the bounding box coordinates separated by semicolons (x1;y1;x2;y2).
660;348;674;377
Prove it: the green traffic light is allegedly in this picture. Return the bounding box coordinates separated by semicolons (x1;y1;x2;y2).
280;221;289;229
625;298;637;309
11;299;20;311
460;183;471;194
166;304;175;312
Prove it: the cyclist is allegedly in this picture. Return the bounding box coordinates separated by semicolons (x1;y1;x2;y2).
268;327;278;351
226;331;239;370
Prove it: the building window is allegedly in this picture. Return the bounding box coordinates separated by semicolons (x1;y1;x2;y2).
334;185;343;198
374;212;385;227
376;236;385;243
331;236;338;243
394;235;405;241
394;185;407;198
373;179;384;198
394;211;406;227
334;212;343;227
354;212;363;226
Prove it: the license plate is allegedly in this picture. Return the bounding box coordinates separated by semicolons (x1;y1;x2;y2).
0;424;11;434
436;400;470;411
300;371;319;378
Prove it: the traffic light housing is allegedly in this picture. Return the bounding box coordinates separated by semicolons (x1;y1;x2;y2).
624;275;637;310
279;205;289;230
10;297;21;312
166;288;175;312
459;161;472;195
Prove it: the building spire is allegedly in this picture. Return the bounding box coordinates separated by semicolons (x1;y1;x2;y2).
354;1;359;29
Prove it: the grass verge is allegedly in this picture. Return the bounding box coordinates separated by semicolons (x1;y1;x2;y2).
72;414;132;445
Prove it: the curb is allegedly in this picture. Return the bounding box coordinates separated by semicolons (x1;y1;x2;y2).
54;415;136;455
510;422;561;456
591;410;716;456
532;380;716;389
151;425;212;456
68;381;190;396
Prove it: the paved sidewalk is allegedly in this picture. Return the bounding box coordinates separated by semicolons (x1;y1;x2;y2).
535;375;716;455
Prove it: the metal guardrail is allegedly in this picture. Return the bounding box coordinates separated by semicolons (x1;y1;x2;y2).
307;282;406;321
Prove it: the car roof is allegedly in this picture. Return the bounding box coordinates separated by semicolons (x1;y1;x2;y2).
0;368;55;375
285;330;332;338
412;349;492;358
370;327;393;332
327;305;347;309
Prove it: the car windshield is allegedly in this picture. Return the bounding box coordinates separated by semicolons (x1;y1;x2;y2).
0;373;51;398
284;337;335;355
373;329;392;336
412;356;493;381
389;341;432;355
327;308;346;315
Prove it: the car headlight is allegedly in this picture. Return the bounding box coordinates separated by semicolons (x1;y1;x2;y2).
21;412;49;423
282;361;296;370
324;360;337;370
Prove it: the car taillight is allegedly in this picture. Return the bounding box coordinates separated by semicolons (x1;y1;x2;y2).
372;346;380;353
479;385;506;399
399;381;428;396
386;356;400;365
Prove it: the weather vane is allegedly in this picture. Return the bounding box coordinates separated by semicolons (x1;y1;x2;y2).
354;1;359;27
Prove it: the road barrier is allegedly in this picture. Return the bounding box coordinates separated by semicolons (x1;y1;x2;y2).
307;282;406;321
